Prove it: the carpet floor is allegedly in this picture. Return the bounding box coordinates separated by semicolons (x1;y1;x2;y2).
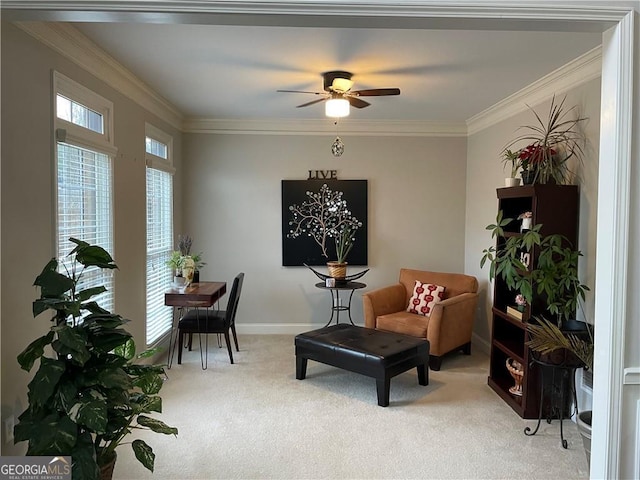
113;334;589;480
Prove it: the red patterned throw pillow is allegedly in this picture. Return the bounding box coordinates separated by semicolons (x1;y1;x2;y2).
407;281;446;316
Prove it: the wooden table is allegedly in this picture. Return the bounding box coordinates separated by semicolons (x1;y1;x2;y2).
165;281;227;368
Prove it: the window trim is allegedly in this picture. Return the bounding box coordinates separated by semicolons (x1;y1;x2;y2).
145;123;175;346
145;122;175;174
53;71;115;154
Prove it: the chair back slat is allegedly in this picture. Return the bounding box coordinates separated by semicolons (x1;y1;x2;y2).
226;272;244;325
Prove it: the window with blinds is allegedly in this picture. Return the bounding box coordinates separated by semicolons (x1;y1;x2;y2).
54;73;115;313
145;125;174;345
57;144;114;311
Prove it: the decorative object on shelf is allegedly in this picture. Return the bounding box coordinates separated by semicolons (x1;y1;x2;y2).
506;305;524;321
515;294;527;312
501;149;521;187
504;95;588;185
14;238;178;479
506;294;528;320
282;180;368;267
506;357;524;396
518;211;533;232
481;211;589;327
182;255;195;286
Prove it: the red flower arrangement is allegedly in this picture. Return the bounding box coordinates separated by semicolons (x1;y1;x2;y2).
518;144;557;170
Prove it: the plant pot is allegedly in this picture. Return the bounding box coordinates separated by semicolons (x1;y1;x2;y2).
504;177;521;187
99;452;117;480
173;276;187;289
577;410;592;467
521;170;536;185
327;261;347;280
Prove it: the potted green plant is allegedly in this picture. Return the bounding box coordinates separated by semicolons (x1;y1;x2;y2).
175;234;205;283
505;95;588;185
501;149;522;187
14;238;178;480
167;250;185;281
328;224;359;279
480;211;589;325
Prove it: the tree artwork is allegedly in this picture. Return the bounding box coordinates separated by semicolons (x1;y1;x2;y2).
281;180;368;266
287;183;361;259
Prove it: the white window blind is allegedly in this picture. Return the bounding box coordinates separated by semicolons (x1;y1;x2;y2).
57;142;114;312
146;166;174;345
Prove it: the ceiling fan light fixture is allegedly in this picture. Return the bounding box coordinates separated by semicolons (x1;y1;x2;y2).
325;98;350;118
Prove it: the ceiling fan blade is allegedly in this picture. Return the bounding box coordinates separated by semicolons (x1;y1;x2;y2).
348;97;370;109
296;98;328;108
351;88;401;97
277;89;325;95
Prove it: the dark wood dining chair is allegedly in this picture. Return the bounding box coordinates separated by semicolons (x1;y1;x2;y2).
177;272;244;368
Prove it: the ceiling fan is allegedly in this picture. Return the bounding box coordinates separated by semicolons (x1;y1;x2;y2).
277;70;401;116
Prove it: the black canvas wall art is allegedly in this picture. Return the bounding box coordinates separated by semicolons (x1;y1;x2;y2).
282;179;368;266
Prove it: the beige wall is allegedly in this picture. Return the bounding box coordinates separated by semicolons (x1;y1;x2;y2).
0;23;183;453
182;133;468;331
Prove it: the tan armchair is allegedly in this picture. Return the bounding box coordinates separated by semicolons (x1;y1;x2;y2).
362;269;479;370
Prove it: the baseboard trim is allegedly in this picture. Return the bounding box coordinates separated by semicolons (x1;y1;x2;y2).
236;323;320;335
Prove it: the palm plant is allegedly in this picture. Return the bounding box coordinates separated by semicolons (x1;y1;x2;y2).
526;317;593;370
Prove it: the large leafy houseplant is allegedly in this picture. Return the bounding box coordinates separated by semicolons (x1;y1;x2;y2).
480;211;589;325
15;238;178;479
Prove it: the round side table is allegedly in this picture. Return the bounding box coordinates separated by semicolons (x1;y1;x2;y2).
315;281;366;327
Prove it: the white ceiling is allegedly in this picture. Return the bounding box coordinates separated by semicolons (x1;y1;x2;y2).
73;22;602;123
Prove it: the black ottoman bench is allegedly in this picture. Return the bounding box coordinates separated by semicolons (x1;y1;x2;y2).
294;324;430;407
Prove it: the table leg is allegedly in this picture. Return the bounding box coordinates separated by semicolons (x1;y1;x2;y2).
524;363;544;437
167;306;181;369
347;289;356;325
559;369;568;449
194;307;209;370
323;290;337;327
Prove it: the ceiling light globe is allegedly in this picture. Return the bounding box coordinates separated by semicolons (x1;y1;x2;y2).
325;98;350;118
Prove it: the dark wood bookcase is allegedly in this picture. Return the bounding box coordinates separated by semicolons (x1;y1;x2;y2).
487;184;579;418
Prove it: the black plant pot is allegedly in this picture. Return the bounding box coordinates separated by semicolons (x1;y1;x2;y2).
521;170;535;185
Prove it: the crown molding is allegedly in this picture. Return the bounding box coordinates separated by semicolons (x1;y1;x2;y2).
182;118;467;136
16;21;184;130
466;46;602;135
1;1;630;28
